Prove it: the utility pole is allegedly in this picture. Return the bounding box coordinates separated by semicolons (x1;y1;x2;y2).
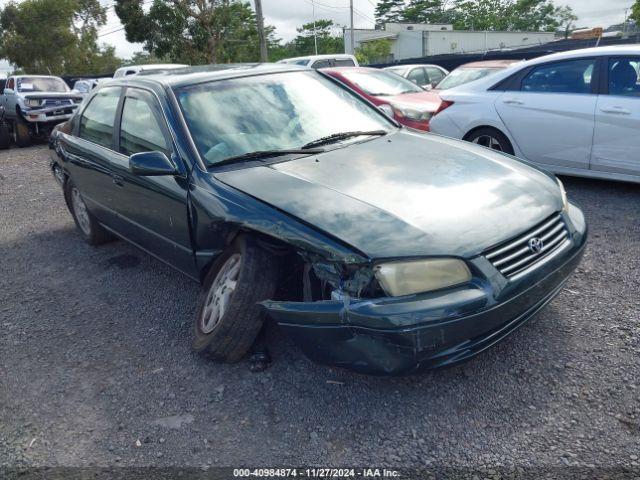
349;0;354;54
312;0;318;55
255;0;268;62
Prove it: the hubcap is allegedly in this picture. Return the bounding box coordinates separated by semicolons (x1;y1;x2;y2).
200;253;242;334
71;187;91;236
472;135;504;151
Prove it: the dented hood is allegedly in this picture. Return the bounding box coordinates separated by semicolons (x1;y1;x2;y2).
215;131;562;259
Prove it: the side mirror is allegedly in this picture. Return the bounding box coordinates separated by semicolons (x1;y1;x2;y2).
129;151;177;176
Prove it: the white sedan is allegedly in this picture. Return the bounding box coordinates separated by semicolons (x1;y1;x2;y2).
429;46;640;183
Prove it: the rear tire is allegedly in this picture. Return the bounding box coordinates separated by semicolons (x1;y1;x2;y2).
193;236;279;363
14;117;32;148
465;127;514;155
65;180;113;245
0;123;9;149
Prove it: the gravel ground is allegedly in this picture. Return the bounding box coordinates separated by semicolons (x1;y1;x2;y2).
1;146;639;476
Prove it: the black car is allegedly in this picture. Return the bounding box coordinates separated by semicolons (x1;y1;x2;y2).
49;64;587;375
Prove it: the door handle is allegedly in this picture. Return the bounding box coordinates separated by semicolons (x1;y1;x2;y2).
600;106;631;115
111;174;124;187
503;98;524;105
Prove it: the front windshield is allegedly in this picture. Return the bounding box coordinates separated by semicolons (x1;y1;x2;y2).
340;69;423;96
435;67;501;90
176;71;393;166
17;77;70;93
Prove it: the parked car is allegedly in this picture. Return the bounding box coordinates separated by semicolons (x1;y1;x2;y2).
72;78;108;97
322;67;442;130
384;63;449;89
429;46;640;183
277;54;358;69
0;75;83;147
113;63;189;78
434;59;522;91
50;64;586;375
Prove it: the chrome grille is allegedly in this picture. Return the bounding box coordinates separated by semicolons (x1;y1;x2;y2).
42;99;73;107
485;213;569;278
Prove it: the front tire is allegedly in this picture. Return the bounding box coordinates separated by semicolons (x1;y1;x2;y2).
193;236;279;363
65;180;113;245
14;117;32;148
465;127;514;155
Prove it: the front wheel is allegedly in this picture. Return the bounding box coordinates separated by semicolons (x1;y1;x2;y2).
193;236;279;362
14;117;32;148
465;128;514;155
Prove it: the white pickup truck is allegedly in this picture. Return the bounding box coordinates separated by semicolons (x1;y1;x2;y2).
0;75;83;147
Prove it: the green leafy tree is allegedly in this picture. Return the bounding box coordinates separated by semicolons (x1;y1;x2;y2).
375;0;405;25
402;0;452;24
453;0;563;31
0;0;120;75
631;0;640;25
114;0;267;64
355;38;392;65
290;20;344;56
555;5;577;38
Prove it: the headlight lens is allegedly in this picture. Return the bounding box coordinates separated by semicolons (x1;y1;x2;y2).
391;104;432;122
375;258;471;297
25;98;41;108
557;178;568;212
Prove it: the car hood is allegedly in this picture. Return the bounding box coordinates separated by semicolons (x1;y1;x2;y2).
215;131;562;259
382;90;442;111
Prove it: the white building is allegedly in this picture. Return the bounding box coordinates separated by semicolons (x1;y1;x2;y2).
344;23;556;61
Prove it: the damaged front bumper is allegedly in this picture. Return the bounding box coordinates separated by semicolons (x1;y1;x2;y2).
263;205;587;376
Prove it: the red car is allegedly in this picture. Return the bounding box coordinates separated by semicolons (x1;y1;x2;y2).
321;67;441;131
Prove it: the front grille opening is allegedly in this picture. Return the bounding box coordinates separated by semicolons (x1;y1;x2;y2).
485;213;569;278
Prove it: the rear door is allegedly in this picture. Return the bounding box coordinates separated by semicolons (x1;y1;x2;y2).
495;57;599;170
591;56;640;176
108;87;196;277
64;86;124;226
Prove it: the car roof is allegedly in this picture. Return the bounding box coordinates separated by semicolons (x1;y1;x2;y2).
385;64;443;69
458;59;522;68
320;66;378;75
107;63;310;89
278;54;355;62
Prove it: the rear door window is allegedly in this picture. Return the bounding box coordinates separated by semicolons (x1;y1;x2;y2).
521;58;596;94
607;57;640;97
334;58;356;67
311;59;331;69
407;68;427;86
79;87;122;149
426;67;445;84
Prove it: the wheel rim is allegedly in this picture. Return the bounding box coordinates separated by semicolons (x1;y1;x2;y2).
472;134;504;151
71;187;91;236
200;253;242;334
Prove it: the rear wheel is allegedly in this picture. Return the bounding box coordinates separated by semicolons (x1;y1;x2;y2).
65;180;113;245
14;117;32;148
193;236;279;362
465;127;514;155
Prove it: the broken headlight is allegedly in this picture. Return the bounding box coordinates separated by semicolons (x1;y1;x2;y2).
374;258;471;297
25;98;42;108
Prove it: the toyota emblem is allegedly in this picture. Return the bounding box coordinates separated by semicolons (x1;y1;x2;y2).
528;237;544;254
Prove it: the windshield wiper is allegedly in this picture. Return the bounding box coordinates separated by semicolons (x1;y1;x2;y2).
301;130;388;150
211;148;324;168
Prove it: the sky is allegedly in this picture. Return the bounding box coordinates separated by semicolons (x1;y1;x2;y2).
0;0;635;73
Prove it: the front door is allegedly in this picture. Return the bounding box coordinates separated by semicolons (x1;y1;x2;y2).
591;56;640;177
495;57;598;170
108;87;196;278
